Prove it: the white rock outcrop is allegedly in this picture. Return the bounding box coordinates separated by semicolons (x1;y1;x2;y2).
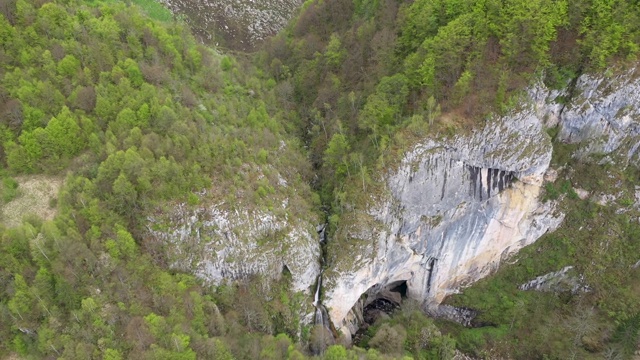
146;196;321;294
142;67;640;339
519;266;590;294
158;0;302;46
537;67;640;159
324;101;563;338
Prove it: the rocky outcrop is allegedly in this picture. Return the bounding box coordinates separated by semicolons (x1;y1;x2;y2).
426;305;479;327
534;67;640;160
519;266;590;294
322;67;640;338
146;192;321;294
143;65;640;339
158;0;301;49
323;103;563;339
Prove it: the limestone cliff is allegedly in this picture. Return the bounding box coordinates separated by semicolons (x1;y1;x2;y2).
323;67;640;338
142;66;640;340
323;102;563;338
146;168;321;294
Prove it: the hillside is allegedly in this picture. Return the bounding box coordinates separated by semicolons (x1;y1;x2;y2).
0;1;321;358
257;0;640;357
1;0;640;359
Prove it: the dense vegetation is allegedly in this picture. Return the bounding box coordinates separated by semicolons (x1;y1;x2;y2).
0;1;325;359
261;0;640;213
258;0;640;358
0;0;639;359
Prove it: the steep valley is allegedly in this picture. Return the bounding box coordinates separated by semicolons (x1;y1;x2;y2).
1;0;640;359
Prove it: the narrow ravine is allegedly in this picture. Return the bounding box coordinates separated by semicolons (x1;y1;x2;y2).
310;223;337;353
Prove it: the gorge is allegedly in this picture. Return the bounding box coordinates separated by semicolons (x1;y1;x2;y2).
144;66;640;343
2;0;640;358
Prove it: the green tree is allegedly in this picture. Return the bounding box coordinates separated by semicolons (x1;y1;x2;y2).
123;58;144;87
57;54;80;78
104;348;123;360
324;345;349;360
0;14;15;51
8;274;36;323
110;172;138;215
324;33;346;69
323;132;351;178
45;106;84;157
369;323;407;355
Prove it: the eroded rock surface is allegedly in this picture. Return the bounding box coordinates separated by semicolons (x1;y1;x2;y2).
323;102;563;339
519;266;590;294
323;68;640;338
146;194;321;294
143;65;640;339
535;67;640;160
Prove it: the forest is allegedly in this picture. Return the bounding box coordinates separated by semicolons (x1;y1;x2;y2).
0;0;639;359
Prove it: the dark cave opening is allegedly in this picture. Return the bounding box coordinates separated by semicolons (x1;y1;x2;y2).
353;280;408;343
363;298;399;325
282;264;291;276
389;281;408;298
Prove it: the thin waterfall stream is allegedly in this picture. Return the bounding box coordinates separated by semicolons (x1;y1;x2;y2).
313;223;328;329
310;223;334;354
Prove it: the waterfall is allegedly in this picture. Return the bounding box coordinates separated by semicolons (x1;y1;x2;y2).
312;272;329;355
313;274;321;307
313;273;329;328
315;306;324;331
313;272;328;328
313;223;327;313
311;223;332;354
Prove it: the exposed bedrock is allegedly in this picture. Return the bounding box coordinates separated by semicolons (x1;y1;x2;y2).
146;184;322;295
326;67;640;339
532;67;640;161
323;105;563;339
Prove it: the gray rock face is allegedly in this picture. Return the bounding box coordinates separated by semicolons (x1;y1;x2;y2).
519;266;590;294
158;0;302;49
536;67;640;159
323;68;640;338
323;107;563;338
426;305;478;327
142;65;640;339
146;194;321;294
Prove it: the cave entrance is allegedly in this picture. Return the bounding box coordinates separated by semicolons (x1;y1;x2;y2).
281;264;291;278
353;280;409;342
389;281;408;298
365;280;408;306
